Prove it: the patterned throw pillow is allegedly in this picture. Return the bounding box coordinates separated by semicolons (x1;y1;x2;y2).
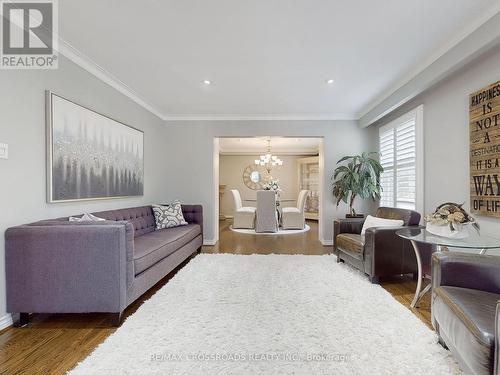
69;213;105;222
152;201;188;230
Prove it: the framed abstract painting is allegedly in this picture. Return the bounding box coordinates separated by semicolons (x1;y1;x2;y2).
46;91;144;202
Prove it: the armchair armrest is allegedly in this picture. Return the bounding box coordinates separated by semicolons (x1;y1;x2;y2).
333;218;365;254
181;204;203;238
363;226;416;276
5;221;133;314
432;252;500;295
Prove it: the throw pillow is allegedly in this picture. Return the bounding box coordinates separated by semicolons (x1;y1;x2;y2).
69;213;105;222
152;201;188;230
361;215;404;235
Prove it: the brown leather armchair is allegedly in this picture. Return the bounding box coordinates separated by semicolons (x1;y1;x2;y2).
432;252;500;375
334;207;420;283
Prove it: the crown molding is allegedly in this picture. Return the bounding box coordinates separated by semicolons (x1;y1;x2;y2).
56;38;167;120
162;114;357;121
357;2;500;123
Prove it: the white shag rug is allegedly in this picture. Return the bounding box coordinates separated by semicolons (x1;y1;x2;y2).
229;224;310;235
69;254;461;375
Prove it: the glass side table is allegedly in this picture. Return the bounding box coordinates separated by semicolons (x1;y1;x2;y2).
396;228;500;308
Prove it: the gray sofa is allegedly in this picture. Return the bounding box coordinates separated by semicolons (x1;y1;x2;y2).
5;204;203;326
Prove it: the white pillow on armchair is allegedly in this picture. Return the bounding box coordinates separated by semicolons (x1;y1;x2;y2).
361;215;404;235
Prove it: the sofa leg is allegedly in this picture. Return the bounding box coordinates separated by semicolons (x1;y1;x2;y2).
111;312;123;327
15;313;29;327
369;276;380;284
197;247;202;254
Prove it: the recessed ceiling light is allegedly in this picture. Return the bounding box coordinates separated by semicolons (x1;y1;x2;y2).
203;80;212;85
326;79;334;84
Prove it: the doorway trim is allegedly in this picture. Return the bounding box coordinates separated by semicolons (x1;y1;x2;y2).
210;137;220;245
212;136;325;245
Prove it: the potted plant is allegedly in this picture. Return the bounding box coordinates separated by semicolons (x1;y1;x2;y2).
332;152;383;218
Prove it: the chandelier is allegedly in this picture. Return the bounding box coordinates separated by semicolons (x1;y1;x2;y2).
255;138;283;173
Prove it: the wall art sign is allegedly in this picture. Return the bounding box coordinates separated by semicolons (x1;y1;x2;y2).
46;91;144;202
469;81;500;216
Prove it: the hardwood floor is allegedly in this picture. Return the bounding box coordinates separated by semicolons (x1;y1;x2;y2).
0;219;432;374
206;218;327;255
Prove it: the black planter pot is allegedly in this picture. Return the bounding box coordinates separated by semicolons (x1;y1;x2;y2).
345;213;364;219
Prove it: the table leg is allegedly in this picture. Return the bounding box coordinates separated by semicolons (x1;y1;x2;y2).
410;240;423;308
412;283;432;308
410;242;448;308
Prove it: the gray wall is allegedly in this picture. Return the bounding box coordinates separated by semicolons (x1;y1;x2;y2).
371;46;500;242
159;121;376;243
0;56;166;324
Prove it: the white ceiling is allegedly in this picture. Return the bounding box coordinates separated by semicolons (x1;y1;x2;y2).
219;137;321;155
59;0;500;120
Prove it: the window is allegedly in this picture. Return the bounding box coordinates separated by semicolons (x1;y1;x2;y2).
379;106;423;213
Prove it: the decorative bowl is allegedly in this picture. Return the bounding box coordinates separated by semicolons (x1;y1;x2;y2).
425;222;471;239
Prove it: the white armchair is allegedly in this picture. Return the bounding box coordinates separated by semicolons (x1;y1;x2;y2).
231;189;256;229
281;190;310;229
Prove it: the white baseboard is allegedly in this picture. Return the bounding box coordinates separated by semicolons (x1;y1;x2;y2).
0;313;13;331
203;239;218;246
320;239;333;246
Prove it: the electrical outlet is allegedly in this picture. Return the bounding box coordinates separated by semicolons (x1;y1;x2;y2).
0;143;8;159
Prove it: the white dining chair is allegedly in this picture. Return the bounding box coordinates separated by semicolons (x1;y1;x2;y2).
256;190;278;233
231;189;256;229
281;190;310;230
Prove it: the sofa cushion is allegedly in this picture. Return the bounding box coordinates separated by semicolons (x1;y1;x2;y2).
69;213;106;222
133;223;201;275
336;233;364;257
435;286;497;346
434;286;499;374
93;206;156;237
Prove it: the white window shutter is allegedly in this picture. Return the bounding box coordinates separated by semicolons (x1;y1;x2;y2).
379;127;394;208
379;106;423;213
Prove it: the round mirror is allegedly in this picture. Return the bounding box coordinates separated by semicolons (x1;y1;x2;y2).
250;170;261;183
242;165;264;190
